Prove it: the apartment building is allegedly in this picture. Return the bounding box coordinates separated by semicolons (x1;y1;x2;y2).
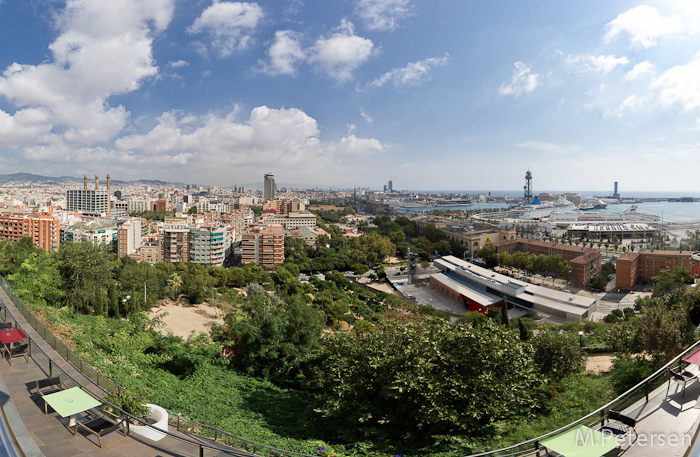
117;219;142;258
159;221;190;263
262;199;305;215
0;212;60;252
132;241;160;264
494;239;602;289
189;223;232;267
259;211;316;230
151;199;169;212
127;199;153;213
241;224;284;268
616;250;694;289
62;220;118;248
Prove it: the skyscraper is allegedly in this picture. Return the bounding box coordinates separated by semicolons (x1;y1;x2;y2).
264;173;275;201
388;180;393;192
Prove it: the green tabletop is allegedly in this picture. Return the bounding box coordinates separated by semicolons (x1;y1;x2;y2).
42;386;102;418
541;424;620;457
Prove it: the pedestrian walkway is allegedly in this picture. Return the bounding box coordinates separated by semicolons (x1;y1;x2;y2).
0;285;254;457
620;372;700;457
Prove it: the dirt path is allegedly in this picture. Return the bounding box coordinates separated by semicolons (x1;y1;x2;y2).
586;353;614;374
148;296;225;339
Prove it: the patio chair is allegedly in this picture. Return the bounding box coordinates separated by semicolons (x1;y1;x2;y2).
73;410;124;448
5;343;28;366
34;376;69;415
0;322;12;330
598;410;638;442
668;367;697;398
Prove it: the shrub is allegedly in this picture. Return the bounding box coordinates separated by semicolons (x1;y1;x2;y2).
531;331;585;379
610;354;655;395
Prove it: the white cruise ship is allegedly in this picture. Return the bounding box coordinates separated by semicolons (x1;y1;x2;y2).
547;205;659;227
509;197;575;220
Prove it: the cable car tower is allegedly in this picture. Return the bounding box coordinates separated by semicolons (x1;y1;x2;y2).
523;170;533;204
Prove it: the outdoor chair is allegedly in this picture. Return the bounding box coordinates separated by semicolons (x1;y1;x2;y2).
5;343;28;366
33;376;69;415
0;322;12;330
668;367;697;398
73;410;124;448
598;410;638;443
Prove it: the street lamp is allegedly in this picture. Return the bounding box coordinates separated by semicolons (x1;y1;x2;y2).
122;295;131;314
578;330;584;348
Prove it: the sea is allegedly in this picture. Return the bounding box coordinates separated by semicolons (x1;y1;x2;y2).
400;191;700;224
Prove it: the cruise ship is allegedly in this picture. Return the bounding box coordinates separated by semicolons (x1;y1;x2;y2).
546;205;659;227
509;197;575;220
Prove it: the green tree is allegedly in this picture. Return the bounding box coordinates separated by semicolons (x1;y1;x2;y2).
218;294;323;379
6;251;63;307
58;242;115;314
652;265;693;303
500;296;509;326
315;318;542;437
531;331;585;379
477;241;498;265
637;297;693;366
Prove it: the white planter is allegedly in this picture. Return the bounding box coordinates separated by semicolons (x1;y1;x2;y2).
125;403;169;441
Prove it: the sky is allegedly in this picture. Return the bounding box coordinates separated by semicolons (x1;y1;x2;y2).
0;1;700;192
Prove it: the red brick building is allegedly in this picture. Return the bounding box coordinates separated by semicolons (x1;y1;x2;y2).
616;250;694;290
494;238;602;289
151;199;169;212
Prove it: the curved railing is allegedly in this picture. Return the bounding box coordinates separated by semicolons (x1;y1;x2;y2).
465;339;700;457
0;276;319;457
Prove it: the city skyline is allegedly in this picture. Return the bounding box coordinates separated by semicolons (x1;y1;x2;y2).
0;1;699;190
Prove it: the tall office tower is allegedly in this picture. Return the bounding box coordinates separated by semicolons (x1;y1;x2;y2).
264;173;275;201
388;180;393;192
66;175;110;215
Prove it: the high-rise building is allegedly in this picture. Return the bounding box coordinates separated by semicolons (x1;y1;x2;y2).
66;175;110;215
264;173;275;201
388;180;393;192
241;224;284;268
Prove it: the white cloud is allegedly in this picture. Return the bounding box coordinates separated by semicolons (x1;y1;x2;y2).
307;20;375;82
499;61;538;97
604;5;681;49
369;53;449;88
354;0;412;31
187;1;263;57
513;140;580;154
360;107;373;123
653;57;700;110
625;61;655;80
564;54;629;75
115;106;383;180
169;60;189;68
260;30;305;76
0;0;173;146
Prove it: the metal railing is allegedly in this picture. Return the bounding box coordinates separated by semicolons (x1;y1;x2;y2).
0;276;319;457
466;338;700;457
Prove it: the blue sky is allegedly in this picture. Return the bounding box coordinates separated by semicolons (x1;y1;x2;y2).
0;0;699;192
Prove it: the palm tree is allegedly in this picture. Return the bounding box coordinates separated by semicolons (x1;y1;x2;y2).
168;273;183;299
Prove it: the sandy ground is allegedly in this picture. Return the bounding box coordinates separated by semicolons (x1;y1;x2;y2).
586;353;614;374
148;296;225;339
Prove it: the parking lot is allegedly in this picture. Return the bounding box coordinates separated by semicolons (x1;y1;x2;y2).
393;281;466;321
